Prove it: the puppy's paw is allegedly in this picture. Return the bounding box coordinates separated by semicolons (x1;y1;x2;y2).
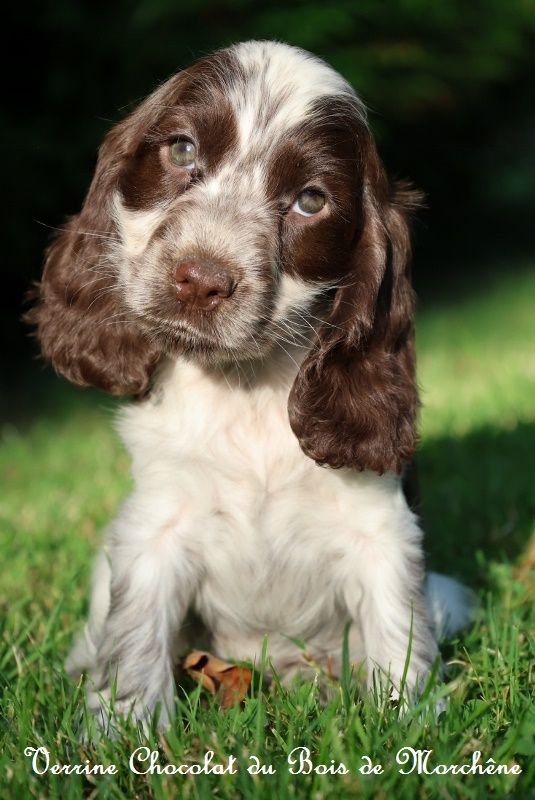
80;674;174;740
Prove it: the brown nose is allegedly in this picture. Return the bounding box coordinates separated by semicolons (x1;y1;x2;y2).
174;259;235;310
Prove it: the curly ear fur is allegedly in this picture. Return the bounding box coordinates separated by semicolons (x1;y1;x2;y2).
25;72;194;395
25;120;158;394
288;135;422;474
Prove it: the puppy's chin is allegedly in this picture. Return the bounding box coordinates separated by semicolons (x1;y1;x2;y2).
150;325;270;369
172;339;252;368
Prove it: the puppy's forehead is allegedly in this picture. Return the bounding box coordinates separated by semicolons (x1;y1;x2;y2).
227;41;364;145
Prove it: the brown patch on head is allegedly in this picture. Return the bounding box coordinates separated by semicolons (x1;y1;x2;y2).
119;52;240;211
267;96;366;283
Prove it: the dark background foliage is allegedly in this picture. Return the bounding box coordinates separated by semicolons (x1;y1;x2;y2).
5;0;535;384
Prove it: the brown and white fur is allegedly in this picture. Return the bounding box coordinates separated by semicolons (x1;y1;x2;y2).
28;41;472;729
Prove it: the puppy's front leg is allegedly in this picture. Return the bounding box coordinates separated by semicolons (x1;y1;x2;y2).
84;494;198;730
343;509;438;702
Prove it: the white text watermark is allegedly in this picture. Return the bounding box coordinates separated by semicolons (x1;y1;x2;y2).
23;745;522;778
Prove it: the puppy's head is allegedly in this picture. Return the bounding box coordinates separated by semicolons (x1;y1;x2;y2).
28;40;420;474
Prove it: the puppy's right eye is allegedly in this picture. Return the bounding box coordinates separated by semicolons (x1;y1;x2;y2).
170;138;197;169
292;189;326;216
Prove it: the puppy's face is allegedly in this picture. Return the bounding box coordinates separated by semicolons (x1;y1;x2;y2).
111;44;365;364
29;41;420;474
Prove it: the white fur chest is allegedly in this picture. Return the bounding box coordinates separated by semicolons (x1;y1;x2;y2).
114;355;407;665
118;355;315;491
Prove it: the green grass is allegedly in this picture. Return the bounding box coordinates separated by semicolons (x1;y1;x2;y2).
1;268;534;799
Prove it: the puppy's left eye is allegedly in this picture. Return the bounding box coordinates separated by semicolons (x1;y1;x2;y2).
292;189;326;216
170;138;196;169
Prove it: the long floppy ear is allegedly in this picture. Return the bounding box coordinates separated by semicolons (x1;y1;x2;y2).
288;135;422;474
24;75;188;395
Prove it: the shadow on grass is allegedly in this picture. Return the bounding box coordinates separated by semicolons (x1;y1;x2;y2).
418;421;535;585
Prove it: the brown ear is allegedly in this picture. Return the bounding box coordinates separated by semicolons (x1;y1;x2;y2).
25;114;161;395
288;137;421;474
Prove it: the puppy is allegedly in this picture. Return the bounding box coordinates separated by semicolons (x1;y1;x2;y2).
28;40;471;728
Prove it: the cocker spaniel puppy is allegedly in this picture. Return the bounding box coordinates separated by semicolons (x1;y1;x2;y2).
29;40;471;728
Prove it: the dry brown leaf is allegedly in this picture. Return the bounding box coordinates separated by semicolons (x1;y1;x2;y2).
219;665;252;708
182;650;251;707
